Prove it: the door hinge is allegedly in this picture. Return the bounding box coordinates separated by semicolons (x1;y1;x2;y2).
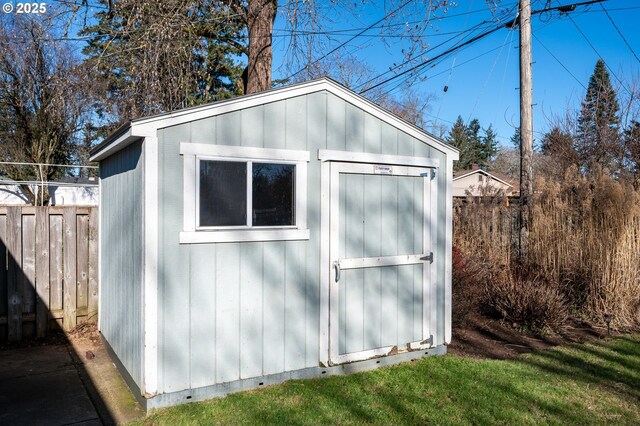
420;170;436;179
420;335;434;346
421;252;434;263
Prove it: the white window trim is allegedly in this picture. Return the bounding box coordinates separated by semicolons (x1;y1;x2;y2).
180;143;309;244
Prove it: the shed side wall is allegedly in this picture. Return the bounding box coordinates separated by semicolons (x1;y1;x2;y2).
100;140;144;389
156;91;449;394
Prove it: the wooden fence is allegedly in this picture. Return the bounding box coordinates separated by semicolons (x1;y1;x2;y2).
0;206;98;341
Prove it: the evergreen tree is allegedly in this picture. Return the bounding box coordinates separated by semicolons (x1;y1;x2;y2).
540;126;579;179
82;0;245;126
576;59;621;173
510;128;521;149
480;125;499;161
446;116;499;170
447;116;472;170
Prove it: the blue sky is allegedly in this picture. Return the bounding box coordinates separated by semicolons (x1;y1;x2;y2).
271;0;640;147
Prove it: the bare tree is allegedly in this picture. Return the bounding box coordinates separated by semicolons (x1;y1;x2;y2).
0;16;94;204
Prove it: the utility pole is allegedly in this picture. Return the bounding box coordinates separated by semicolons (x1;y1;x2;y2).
519;0;534;263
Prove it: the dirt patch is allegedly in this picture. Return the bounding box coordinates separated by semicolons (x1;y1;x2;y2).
0;330;68;351
448;312;611;359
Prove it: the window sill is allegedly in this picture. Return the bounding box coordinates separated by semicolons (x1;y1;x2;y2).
179;228;310;244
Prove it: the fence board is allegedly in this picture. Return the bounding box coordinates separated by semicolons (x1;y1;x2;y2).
35;208;50;337
0;215;6;338
49;215;63;315
88;208;99;323
76;214;89;318
22;214;36;338
63;207;77;331
7;207;22;341
0;206;98;340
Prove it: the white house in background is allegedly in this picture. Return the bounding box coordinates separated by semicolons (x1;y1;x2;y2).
0;176;99;205
453;164;519;197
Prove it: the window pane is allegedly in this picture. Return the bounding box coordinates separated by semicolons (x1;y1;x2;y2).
199;160;247;226
252;163;295;226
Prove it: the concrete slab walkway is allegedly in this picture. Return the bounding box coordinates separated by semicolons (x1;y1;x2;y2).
0;327;144;425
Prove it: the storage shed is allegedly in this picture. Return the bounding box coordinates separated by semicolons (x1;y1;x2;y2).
89;78;459;410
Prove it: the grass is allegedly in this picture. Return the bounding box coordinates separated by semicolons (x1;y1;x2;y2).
135;335;640;425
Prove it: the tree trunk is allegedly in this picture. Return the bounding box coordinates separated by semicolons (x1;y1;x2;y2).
245;0;276;94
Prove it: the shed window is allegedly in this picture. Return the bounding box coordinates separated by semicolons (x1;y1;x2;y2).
198;160;295;228
181;143;309;243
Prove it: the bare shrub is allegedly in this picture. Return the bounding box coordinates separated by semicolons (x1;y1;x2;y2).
452;246;489;327
483;275;569;332
454;166;640;329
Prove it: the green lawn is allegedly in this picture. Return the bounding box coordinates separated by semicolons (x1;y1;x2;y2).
136;335;640;425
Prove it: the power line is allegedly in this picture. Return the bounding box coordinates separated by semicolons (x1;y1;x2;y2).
354;20;492;92
559;2;633;96
533;33;586;90
599;3;640;64
360;24;506;95
283;0;415;83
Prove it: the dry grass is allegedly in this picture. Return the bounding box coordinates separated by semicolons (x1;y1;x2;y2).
454;167;640;329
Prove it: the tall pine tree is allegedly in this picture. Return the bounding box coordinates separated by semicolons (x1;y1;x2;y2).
576;59;620;173
446;116;499;171
447;116;472;170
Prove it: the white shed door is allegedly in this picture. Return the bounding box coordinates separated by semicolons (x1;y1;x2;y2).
328;161;436;365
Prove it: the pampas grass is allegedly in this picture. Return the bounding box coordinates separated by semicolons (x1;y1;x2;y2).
454;166;640;329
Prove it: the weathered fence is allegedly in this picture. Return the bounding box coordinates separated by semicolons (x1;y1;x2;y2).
0;206;98;341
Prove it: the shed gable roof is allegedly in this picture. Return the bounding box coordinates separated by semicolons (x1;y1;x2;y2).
90;78;459;162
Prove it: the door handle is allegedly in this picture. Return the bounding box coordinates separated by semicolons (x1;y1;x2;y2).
333;261;340;283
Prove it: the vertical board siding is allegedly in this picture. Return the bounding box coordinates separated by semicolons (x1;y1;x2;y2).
239;242;263;379
155;90;448;393
434;149;448;346
284;240;307;371
189;244;216;389
214;243;240;384
100;139;143;388
262;242;285;375
159;124;191;393
0;206;99;341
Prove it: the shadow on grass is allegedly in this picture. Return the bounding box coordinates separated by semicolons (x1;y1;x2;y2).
517;337;640;402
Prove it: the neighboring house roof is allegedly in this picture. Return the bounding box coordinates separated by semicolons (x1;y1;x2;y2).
453;169;518;189
453;166;520;197
90;77;460;162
